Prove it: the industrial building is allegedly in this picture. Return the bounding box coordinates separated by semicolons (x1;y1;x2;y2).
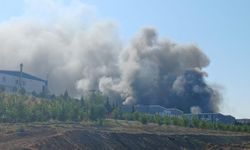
184;113;236;124
236;119;250;125
0;64;48;94
121;104;239;125
121;104;184;117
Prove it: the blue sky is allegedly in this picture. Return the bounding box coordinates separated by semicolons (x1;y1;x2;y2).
0;0;250;118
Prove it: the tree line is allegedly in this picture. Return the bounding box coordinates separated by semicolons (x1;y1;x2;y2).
0;92;108;123
112;108;250;133
0;92;249;133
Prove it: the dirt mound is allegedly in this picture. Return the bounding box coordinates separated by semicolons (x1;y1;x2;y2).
0;123;250;150
29;130;250;150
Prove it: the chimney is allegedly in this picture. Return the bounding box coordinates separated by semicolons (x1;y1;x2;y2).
19;63;23;88
20;63;23;73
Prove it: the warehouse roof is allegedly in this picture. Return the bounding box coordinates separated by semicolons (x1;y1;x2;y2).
0;70;46;82
135;105;183;114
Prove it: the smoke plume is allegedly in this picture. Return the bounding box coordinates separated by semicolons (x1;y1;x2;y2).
0;0;221;113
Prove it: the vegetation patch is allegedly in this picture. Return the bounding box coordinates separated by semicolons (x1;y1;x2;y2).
0;93;249;133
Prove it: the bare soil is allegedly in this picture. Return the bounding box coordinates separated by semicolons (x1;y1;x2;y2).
0;121;249;150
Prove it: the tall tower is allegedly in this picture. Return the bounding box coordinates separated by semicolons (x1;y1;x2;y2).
20;63;23;73
19;63;23;89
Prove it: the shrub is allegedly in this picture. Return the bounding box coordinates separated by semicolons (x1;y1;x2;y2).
133;112;140;121
192;117;201;128
183;117;189;127
163;116;171;125
154;115;163;126
16;125;25;132
140;114;148;125
172;117;184;126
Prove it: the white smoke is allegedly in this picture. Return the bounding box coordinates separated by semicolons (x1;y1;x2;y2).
0;0;120;96
191;106;202;114
0;1;221;112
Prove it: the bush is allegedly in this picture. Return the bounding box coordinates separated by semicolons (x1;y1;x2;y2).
200;121;208;129
192;117;201;128
16;125;25;132
98;119;104;126
154;115;163;126
112;108;123;120
123;113;133;121
89;105;106;121
133;112;140;121
0;92;111;123
183;117;189;127
163;116;171;125
140;114;148;125
172;117;184;126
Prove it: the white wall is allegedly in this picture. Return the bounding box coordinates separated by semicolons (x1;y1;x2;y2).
0;73;46;94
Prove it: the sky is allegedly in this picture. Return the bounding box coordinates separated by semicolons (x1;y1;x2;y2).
0;0;249;118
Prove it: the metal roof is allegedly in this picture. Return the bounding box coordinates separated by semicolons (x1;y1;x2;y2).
184;113;235;118
135;104;183;114
0;70;46;82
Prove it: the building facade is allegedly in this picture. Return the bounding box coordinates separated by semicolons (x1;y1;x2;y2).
121;104;184;117
0;64;48;94
236;119;250;125
184;113;236;124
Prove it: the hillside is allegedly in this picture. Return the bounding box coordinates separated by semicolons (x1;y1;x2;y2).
0;120;250;150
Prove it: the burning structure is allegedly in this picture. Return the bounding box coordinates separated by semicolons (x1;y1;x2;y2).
0;64;48;94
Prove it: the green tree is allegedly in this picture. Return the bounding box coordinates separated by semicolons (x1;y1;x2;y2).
192;117;201;128
80;96;85;108
63;90;69;100
140;114;148;125
105;99;112;114
183;117;189;127
112;108;122;120
163;116;171;125
133;112;140;121
89;105;105;121
154;114;163;126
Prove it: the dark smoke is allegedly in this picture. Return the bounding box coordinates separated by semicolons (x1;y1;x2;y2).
0;1;222;113
107;28;221;113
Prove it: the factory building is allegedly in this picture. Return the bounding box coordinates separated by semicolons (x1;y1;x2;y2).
121;104;184;117
121;105;237;125
184;113;236;124
0;64;48;94
236;119;250;125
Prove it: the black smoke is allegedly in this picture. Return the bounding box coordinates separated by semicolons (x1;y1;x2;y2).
133;69;219;113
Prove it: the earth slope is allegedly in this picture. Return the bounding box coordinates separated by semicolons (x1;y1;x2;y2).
0;121;249;150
